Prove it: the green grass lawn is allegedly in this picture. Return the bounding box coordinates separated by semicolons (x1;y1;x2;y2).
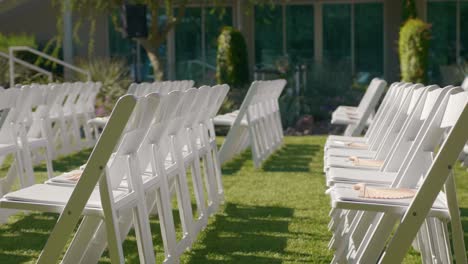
0;136;467;263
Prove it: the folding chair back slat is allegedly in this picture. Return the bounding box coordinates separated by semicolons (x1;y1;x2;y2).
217;80;286;167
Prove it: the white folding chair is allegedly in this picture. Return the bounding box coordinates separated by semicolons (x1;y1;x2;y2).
89;80;195;140
14;85;55;185
196;85;230;212
48;83;74;155
328;88;468;264
325;84;428;171
325;82;402;149
75;82;100;148
325;86;453;255
324;83;414;160
0;89;26;194
61;82;85;152
0;94;160;263
326;86;451;187
325;86;455;259
332;78;387;136
215;79;286;167
58;91;186;264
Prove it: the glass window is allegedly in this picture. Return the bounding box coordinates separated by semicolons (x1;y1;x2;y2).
355;3;383;76
108;12;165;81
175;8;202;80
427;2;457;81
205;7;232;67
323;4;351;64
255;5;283;68
286;5;314;65
108;17;133;60
460;2;468;61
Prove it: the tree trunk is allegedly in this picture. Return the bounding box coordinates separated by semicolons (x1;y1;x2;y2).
143;45;164;81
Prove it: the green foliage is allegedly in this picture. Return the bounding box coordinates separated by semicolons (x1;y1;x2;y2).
77;58;131;114
0;33;44;87
402;0;418;21
216;26;249;88
399;18;431;83
0;33;37;53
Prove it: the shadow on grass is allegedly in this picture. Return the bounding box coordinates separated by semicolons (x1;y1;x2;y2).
185;202;298;263
262;143;320;172
459;207;468;245
0;212;57;263
221;151;251;176
34;148;92;173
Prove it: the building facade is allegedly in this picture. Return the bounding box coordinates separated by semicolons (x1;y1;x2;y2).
1;0;467;86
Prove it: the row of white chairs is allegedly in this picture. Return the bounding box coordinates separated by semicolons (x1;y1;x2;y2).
0;82;99;196
89;80;194;139
214;79;286;168
0;84;229;263
331;78;387;137
324;82;468;263
127;80;194;96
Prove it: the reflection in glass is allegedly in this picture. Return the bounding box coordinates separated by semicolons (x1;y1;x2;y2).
175;8;202;81
427;2;457;82
323;4;351;64
255;5;283;68
286;5;314;65
355;3;383;76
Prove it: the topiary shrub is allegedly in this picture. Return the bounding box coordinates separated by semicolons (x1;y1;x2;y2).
216;26;249;88
399;18;431;83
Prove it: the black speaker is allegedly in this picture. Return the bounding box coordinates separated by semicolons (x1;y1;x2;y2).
122;4;148;38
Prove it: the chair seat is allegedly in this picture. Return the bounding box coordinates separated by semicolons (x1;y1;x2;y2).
0;143;17;156
325;139;369;150
2;184;127;210
326;167;397;186
331;112;359;125
88;117;109;126
325;136;368;150
47;171;151;189
213;115;248;126
329;183;449;218
326;148;376;159
26;137;48;149
334;106;358;114
325;156;382;171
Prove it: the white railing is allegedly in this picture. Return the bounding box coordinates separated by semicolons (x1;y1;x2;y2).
0;51;53;83
9;46;91;87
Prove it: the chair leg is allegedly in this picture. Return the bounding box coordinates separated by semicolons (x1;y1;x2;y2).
62;216;102;264
18;146;34;187
354;213;400;263
43;145;55;179
444;173;468;264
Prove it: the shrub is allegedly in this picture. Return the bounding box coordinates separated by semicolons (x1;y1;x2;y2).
399;18;431;83
78;58;131;115
216;26;249;88
0;33;39;87
0;33;37;53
